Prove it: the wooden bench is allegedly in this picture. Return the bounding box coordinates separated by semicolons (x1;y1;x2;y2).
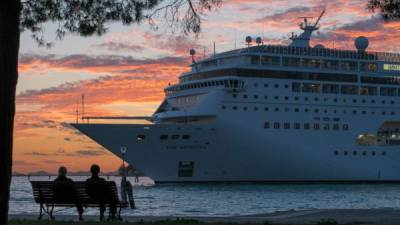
30;181;129;220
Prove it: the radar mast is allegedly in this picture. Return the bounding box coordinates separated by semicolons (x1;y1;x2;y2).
289;9;326;48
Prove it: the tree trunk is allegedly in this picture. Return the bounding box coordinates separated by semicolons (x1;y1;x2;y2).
0;0;20;224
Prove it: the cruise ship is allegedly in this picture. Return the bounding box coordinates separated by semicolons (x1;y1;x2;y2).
73;11;400;183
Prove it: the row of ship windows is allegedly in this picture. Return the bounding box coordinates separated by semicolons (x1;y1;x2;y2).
292;82;400;96
233;94;397;105
222;105;398;116
251;82;400;97
250;55;378;72
334;150;386;156
263;122;349;131
136;134;192;141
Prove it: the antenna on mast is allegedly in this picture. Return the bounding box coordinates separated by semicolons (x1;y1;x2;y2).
314;8;326;27
81;94;85;121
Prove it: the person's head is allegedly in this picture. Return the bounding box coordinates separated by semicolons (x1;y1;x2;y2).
58;166;67;177
90;164;100;176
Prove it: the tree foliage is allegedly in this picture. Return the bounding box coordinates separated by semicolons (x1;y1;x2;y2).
368;0;400;20
1;1;221;225
21;0;222;46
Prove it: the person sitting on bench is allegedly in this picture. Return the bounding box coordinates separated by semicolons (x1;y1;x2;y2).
86;164;116;221
53;166;84;221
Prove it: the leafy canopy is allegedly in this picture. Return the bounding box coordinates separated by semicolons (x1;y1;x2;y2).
20;0;222;46
368;0;400;20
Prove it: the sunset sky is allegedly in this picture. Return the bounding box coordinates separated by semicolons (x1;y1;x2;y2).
14;0;400;173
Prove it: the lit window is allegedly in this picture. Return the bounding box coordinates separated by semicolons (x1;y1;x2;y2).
137;134;146;141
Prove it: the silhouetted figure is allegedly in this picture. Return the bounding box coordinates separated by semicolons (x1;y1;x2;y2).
120;176;135;209
86;164;116;221
53;166;84;221
135;174;139;183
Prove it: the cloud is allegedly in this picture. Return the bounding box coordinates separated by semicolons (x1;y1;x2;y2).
43;160;62;164
75;150;107;156
13;160;37;166
24;152;49;156
94;41;145;52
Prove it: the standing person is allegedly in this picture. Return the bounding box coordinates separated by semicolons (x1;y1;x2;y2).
134;173;139;183
85;164;116;221
120;176;135;209
53;166;84;221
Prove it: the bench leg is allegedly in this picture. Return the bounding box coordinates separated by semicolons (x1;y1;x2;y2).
118;206;122;221
38;203;43;220
49;204;55;220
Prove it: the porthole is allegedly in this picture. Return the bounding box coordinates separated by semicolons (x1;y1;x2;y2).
344;151;348;156
295;108;299;112
274;84;279;88
362;99;366;103
314;109;319;113
182;135;191;140
304;97;309;101
353;151;357;156
222;106;226;110
160;135;168;140
305;108;309;112
314;97;319;102
285;84;289;89
243;95;248;99
295;97;299;101
264;107;269;111
264;96;268;100
391;112;395;115
274;108;279;112
382;152;386;156
254;95;259;99
353;99;357;103
391;101;395;104
254;83;258;87
371;100;375;104
285;108;290;112
382;111;386;115
243;106;248;111
233;106;237;110
334;151;339;155
353;110;357;115
233;94;237;98
264;84;268;88
334;98;338;102
362;111;366;115
362;151;367;156
382;100;386;104
372;151;376;156
254;106;259;111
285;96;289;100
274;96;279;100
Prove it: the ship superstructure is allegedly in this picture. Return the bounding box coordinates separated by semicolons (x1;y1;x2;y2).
73;11;400;182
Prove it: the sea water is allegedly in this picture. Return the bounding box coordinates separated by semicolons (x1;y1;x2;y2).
9;176;400;216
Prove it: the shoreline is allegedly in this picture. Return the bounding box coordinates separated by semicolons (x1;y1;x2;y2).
10;208;400;225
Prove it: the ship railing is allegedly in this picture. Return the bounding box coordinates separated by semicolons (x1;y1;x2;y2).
215;45;400;63
78;116;154;124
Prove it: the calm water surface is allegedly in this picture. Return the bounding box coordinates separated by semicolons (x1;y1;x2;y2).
10;176;400;216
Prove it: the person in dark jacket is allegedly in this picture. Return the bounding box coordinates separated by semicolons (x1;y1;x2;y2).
85;164;116;221
53;166;84;221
